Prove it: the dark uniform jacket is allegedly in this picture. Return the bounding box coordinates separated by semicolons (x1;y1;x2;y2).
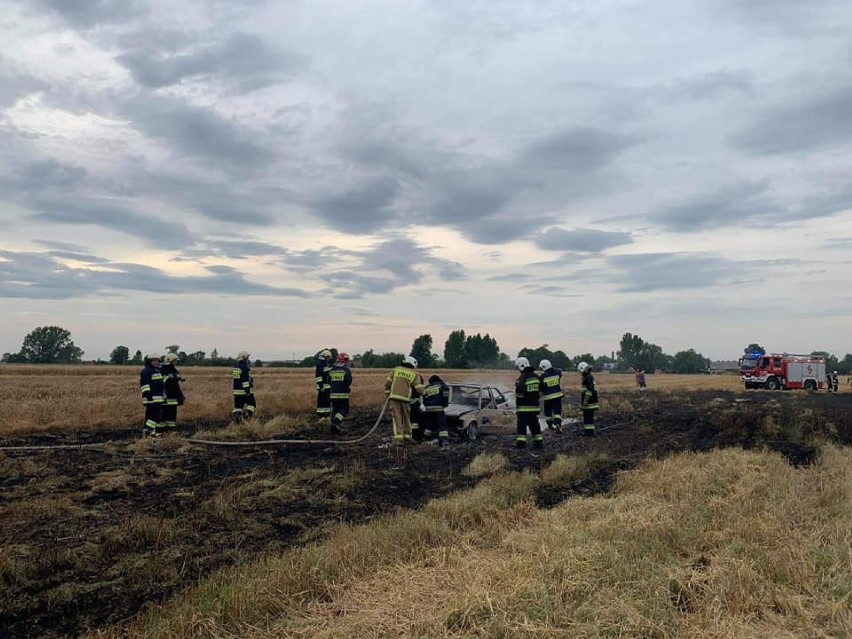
232;360;253;396
140;364;164;405
422;377;450;412
328;364;352;399
315;358;332;391
162;363;185;406
581;372;599;409
540;367;563;400
515;369;541;412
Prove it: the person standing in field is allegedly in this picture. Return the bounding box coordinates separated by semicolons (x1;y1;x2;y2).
328;352;353;433
232;351;255;423
514;357;543;449
314;349;333;422
421;373;450;447
831;371;839;393
410;370;426;442
577;361;599;436
140;352;165;437
538;359;564;433
161;351;185;431
635;368;647;392
385;356;422;444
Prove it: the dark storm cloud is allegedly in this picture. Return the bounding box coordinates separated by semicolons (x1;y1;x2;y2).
0;249;310;300
9;158;88;193
734;85;852;155
605;253;753;292
122;94;276;170
311;177;400;234
31;198;193;250
534;228;633;253
454;214;558;246
521;127;638;171
117;32;305;93
653;182;782;231
29;0;149;27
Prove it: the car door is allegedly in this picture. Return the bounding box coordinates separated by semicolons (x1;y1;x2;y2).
477;387;500;434
491;389;516;432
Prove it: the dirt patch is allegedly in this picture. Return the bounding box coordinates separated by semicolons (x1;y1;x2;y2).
1;392;850;638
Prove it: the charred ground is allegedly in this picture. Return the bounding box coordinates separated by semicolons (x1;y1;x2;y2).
1;390;850;638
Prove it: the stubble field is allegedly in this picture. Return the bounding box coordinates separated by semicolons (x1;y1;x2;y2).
0;367;849;638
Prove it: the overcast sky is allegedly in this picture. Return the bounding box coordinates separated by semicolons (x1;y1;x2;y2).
1;0;850;361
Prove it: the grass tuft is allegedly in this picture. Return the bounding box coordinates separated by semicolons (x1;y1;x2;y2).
462;452;509;477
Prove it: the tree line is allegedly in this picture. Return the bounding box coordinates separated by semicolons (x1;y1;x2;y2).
4;325;852;375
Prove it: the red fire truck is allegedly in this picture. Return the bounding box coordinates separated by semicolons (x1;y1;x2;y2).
739;353;826;391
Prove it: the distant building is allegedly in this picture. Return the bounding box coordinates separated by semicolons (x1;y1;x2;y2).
709;360;739;374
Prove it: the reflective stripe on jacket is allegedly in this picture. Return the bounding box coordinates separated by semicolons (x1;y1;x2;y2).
140;364;165;405
233;360;252;396
422;380;450;412
581;372;599;410
540;368;563;400
385;365;420;401
515;369;541;413
328;364;352;399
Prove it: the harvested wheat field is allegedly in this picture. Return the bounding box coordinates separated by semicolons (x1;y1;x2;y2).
0;372;850;638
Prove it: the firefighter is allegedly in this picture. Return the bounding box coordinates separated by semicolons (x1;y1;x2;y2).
635;368;647;391
421;373;450;447
161;351;185;431
577;361;599;436
831;371;839;393
514;357;543;449
232;351;255;423
538;359;564;433
384;356;421;444
329;352;353;432
140;352;165;437
410;369;426;442
314;349;333;421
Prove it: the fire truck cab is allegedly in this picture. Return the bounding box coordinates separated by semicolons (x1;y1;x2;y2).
740;353;826;391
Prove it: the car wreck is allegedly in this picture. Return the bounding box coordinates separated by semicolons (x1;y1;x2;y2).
445;383;517;441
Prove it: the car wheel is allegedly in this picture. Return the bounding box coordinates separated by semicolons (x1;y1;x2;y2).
804;379;816;391
466;421;479;442
765;377;780;391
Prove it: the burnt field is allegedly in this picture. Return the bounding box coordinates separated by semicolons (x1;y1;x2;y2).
1;389;850;638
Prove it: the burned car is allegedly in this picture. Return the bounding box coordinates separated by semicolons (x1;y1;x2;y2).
445;383;516;441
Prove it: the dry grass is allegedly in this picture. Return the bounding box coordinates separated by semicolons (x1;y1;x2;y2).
90;445;851;639
462;451;510;477
540;452;610;487
0;365;748;435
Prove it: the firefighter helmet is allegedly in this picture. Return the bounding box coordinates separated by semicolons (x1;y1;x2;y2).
238;350;250;359
145;352;162;361
515;356;531;371
320;349;332;358
577;361;590;373
404;355;418;368
539;359;552;370
337;352;350;363
164;352;179;363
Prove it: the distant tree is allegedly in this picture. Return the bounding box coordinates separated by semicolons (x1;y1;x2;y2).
130;349;143;365
360;349;406;368
109;345;130;365
617;333;667;372
671;349;710;374
573;353;596;367
210;348;219;360
184;350;206;366
254;359;264;368
165;344;180;355
2;351;27;363
551;350;572;370
410;334;436;368
18;326;84;363
444;330;468;368
465;333;500;367
744;343;766;355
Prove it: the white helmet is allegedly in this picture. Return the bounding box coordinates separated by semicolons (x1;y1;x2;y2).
146;352;162;361
515;356;531;371
238;350;250;359
164;352;179;363
539;359;552;370
404;355;418;368
577;361;590;373
320;349;332;358
833;370;838;374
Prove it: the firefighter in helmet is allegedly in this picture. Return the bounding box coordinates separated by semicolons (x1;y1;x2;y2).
232;351;255;423
315;349;333;421
161;351;185;431
514;357;543;449
831;370;839;393
577;361;599;436
421;373;450;447
140;352;165;437
329;352;353;432
384;356;422;444
538;359;564;433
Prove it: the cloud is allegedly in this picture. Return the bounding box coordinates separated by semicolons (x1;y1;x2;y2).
653;182;783;231
534;228;633;253
657;69;754;102
122;94;276;170
117;32;306;93
605;252;754;292
310;177;401;234
734;85;852;155
0;63;49;107
0;249;310;300
29;0;149;28
521;127;638;171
